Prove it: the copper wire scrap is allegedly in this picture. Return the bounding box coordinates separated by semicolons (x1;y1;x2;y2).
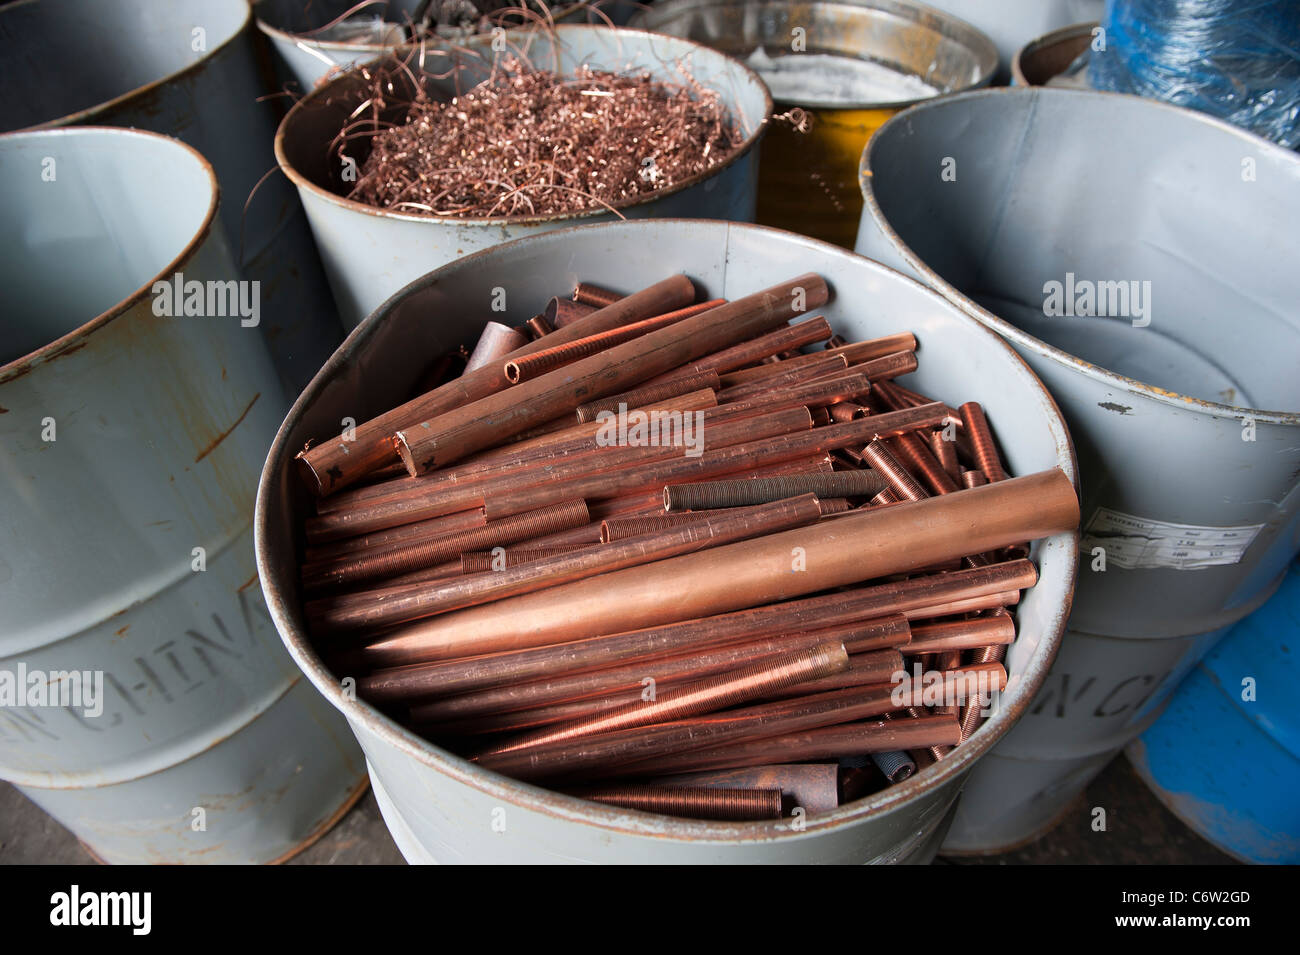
347;57;744;218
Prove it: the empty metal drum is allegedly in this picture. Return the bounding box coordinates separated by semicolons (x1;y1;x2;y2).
0;0;343;394
923;1;1103;81
1011;22;1096;87
0;127;366;864
255;218;1079;864
276;25;772;329
855;87;1300;851
632;0;996;249
254;0;422;91
1128;559;1300;864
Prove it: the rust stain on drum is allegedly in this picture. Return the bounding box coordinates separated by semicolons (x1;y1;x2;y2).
194;392;261;463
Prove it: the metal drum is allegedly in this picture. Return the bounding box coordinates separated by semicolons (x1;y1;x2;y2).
1128;559;1300;864
854;87;1300;851
1011;22;1096;87
0;0;344;395
254;0;422;91
923;1;1103;81
255;218;1079;864
631;0;996;249
276;25;772;329
0;127;365;864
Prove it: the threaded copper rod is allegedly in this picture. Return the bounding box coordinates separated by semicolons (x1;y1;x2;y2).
716;353;849;398
301;500;589;592
459;545;590;573
895;432;961;495
476;642;850;758
959;401;1008;483
651;316;834;383
505;300;726;384
574;371;721;423
600;510;719;543
573;282;623;308
861;440;928;502
577;786;782;821
662;470;887;511
930;430;962;482
961;468;988;489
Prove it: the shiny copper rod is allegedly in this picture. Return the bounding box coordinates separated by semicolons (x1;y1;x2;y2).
575;371;721;423
477;642;850;758
959;401;1008;483
463;322;530;374
459;546;589;573
370;472;1075;661
716;353;849;396
575;786;782;821
298;274;696;496
504;300;726;384
304;506;486;556
622;716;962;777
711;372;872;419
825;333;918;364
317;495;826;638
662;470;887;511
906;615;1015;654
648;316;835;383
648;764;839;815
396;275;831;474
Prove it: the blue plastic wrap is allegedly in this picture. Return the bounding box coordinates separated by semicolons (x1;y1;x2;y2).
1088;0;1300;148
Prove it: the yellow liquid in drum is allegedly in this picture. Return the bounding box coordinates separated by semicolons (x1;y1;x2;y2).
757;106;898;249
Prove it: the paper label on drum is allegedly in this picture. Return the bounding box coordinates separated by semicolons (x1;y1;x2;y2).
1081;508;1264;570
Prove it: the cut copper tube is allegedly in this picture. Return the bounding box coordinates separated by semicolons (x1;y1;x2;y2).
318;495;826;639
546;297;598;328
600;510;722;543
297;274;696;496
958;401;1008;483
846;350;918;384
905;615;1016;654
711;372;871;420
716;353;849;398
301;500;589;593
504;300;726;384
407;623;896;725
756;649;904;700
304;507;487;557
930;430;962;483
961;468;988;489
358;612;913;705
828;402;868;423
648;764;839;815
524;315;555;340
870;488;898;506
576;786;782;821
826;334;848;349
861;439;928;503
648;316;834;384
474;683;906;782
574;371;720;423
361;469;1072;662
818;498;852;515
459;545;589;573
662;470;887;511
573;282;623;308
894;432;961;495
621;715;961;778
463;322;530;374
476;642;850;759
825;332;918;364
396;274;831;474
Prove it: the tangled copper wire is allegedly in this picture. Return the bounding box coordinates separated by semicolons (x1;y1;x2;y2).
346;57;744;219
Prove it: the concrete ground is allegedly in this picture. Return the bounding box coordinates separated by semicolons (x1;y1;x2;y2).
0;753;1234;864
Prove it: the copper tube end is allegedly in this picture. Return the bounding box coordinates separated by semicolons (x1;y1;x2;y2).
573;282;624;309
524;315;555;340
958;401;1008;483
546;297;598;328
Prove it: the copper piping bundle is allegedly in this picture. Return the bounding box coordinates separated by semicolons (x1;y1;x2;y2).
288;270;1077;822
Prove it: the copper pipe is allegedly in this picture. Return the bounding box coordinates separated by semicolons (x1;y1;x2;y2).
870;488;898;506
573;282;622;308
959;401;1008;483
662;470;887;511
960;617;1010;741
756;649;904;700
716;353;848;397
893;662;1007;711
932;650;962;719
647;765;839;815
601;510;721;543
846;350;918;383
712;372;871;419
826;334;848;348
477;403;950;523
463;322;530;374
622;715;961;778
326;403;809;537
575;371;720;423
546;297;597;328
828;402;868;423
504;300;726;384
861;440;928;502
476;642;849;758
930;430;962;483
474;683;907;782
396;274;831;474
524;315;555;340
361;469;1072;661
301;499;589;593
576;786;782;821
905;615;1016;654
904;590;1021;619
406;624;896;724
825;333;918;364
298;274;696;496
894;432;961;495
648;316;834;384
459;545;589;573
320;495;826;638
304;507;486;557
961;469;988;489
